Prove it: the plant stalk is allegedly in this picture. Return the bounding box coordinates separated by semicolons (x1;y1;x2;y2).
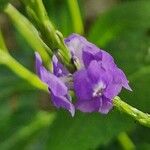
67;0;84;34
4;3;52;69
113;96;150;128
0;49;48;92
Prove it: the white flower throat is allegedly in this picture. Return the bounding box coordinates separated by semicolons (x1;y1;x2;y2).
92;81;106;97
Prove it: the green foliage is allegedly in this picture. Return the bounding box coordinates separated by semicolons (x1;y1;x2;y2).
46;110;133;150
0;0;150;150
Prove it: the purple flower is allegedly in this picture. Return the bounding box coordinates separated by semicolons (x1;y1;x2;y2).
35;52;75;116
65;34;131;114
35;33;131;116
73;60;131;114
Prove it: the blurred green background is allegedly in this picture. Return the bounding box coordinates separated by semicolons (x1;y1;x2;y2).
0;0;150;149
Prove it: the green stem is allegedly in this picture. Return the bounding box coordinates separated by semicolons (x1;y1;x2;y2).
29;0;57;47
0;30;8;52
21;0;75;72
113;96;150;128
67;0;84;34
0;49;48;92
4;4;52;69
117;132;135;150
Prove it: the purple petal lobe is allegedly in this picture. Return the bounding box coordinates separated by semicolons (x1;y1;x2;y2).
101;50;116;70
82;46;102;67
75;98;100;112
73;69;93;100
51;94;75;117
87;60;105;83
115;68;132;91
98;96;113;114
52;55;69;77
40;66;67;96
104;82;122;99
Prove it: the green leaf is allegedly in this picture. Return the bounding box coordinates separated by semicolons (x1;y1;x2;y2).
46;110;134;150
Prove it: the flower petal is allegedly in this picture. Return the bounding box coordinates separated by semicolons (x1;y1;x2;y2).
73;69;93;100
52;55;69;77
51;93;75;116
117;69;132;91
35;52;42;78
75;98;100;112
101;50;116;70
104;82;122;99
82;46;102;67
87;60;105;83
40;66;68;96
98;96;113;114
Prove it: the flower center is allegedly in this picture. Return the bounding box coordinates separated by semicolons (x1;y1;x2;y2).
92;81;106;97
